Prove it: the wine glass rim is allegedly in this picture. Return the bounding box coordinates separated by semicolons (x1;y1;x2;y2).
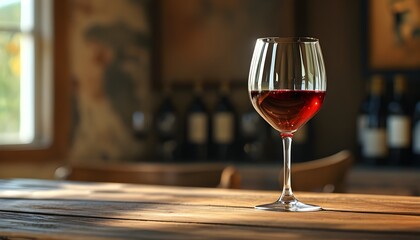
258;37;319;43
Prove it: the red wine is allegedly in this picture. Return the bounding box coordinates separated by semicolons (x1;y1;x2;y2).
250;90;325;133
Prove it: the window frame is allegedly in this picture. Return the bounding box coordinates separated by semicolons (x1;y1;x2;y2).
0;0;70;162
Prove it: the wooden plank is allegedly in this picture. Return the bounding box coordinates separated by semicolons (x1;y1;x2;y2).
0;179;419;237
0;211;418;240
1;179;419;215
0;198;418;234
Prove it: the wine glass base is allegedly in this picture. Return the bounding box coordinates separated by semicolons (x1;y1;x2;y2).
255;200;322;212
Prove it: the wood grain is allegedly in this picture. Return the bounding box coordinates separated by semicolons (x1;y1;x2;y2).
0;179;419;239
1;179;418;214
0;212;417;240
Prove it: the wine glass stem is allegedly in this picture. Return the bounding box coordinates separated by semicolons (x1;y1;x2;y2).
279;135;296;203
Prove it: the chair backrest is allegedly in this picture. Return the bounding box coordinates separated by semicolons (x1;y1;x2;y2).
55;162;241;189
280;150;353;193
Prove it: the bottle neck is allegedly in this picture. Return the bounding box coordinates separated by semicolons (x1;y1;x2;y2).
393;75;407;99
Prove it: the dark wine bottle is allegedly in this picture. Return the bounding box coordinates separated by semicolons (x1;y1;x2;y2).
132;111;150;140
155;84;179;162
211;82;236;161
386;74;411;166
185;81;209;161
240;108;268;162
362;75;388;165
132;109;152;159
268;127;283;162
357;82;371;163
412;100;420;166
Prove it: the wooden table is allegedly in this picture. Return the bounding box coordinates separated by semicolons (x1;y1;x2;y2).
0;179;418;239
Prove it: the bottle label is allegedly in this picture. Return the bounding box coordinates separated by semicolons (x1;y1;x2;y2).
213;112;234;144
387;116;411;147
413;122;420;154
363;128;387;157
188;113;208;144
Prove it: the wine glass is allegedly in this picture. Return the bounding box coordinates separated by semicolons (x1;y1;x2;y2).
248;37;327;212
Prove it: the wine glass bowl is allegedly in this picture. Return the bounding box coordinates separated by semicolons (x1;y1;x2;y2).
248;37;326;212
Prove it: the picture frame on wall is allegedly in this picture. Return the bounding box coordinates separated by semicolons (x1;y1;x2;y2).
365;0;420;73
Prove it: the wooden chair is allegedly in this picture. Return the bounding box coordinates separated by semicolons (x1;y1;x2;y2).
280;150;353;193
55;162;241;189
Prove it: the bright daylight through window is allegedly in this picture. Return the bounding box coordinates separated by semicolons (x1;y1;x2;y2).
0;0;52;148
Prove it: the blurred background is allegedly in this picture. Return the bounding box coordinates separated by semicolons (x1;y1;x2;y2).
0;0;419;195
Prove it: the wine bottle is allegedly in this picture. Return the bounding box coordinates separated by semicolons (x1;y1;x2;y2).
357;82;371;162
132;111;150;140
386;74;411;166
240;107;268;162
155;84;179;162
412;100;420;166
362;75;388;165
268;127;283;162
185;81;209;161
211;82;237;161
132;109;152;159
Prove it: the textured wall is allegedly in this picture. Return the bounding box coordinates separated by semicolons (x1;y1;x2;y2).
68;0;153;163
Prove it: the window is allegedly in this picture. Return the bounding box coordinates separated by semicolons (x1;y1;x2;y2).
0;0;53;148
